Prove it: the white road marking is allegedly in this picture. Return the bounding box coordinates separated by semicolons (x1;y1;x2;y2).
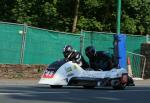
96;96;120;101
109;89;150;92
0;93;23;95
0;91;69;95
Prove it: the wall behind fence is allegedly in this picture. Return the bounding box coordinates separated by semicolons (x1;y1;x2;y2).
0;22;146;64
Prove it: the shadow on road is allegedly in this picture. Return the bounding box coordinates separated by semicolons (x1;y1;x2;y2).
0;86;150;103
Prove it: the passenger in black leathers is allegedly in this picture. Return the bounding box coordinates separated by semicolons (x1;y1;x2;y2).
85;46;135;85
85;46;114;71
63;45;89;69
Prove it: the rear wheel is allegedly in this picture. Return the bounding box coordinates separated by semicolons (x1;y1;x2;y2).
113;83;126;90
50;85;63;88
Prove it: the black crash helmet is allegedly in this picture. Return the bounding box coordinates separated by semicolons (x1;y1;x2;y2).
63;45;73;58
85;46;96;58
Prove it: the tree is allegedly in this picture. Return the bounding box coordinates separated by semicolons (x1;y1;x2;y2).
0;0;16;22
0;0;150;35
72;0;80;33
122;0;150;35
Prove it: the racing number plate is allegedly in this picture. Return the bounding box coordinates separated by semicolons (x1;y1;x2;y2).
42;69;56;78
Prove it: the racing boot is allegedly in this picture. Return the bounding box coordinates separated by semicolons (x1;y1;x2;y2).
127;76;135;86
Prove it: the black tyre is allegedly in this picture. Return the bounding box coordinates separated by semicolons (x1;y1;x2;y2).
113;84;126;90
50;85;63;88
127;76;135;86
83;86;95;89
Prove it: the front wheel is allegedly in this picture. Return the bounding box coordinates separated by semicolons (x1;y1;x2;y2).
50;85;63;88
83;86;95;89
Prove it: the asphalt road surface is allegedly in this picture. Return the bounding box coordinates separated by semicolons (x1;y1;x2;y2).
0;84;150;103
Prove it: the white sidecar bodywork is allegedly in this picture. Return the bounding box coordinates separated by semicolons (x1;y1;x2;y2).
39;60;128;89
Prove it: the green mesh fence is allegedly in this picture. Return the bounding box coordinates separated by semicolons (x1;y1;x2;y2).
81;31;114;52
24;28;80;64
0;22;80;64
0;22;147;67
81;31;146;54
126;35;146;53
82;31;146;78
0;23;23;64
126;35;146;78
81;31;114;61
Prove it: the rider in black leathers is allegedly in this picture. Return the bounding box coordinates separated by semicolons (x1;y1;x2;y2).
63;45;89;69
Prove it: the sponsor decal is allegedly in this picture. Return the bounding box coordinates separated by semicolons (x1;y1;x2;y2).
67;73;74;77
42;68;56;78
73;64;77;69
66;67;72;73
66;67;74;77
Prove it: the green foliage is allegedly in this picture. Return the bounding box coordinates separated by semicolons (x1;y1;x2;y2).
121;15;137;34
77;16;103;31
122;0;150;35
83;0;104;8
0;0;150;35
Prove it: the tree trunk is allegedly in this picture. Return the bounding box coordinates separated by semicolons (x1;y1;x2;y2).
72;0;79;33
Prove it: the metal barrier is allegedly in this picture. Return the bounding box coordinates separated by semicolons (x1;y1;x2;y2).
127;51;146;79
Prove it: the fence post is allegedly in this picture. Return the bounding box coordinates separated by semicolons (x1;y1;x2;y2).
80;30;84;54
90;31;93;46
20;23;27;64
146;34;150;43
